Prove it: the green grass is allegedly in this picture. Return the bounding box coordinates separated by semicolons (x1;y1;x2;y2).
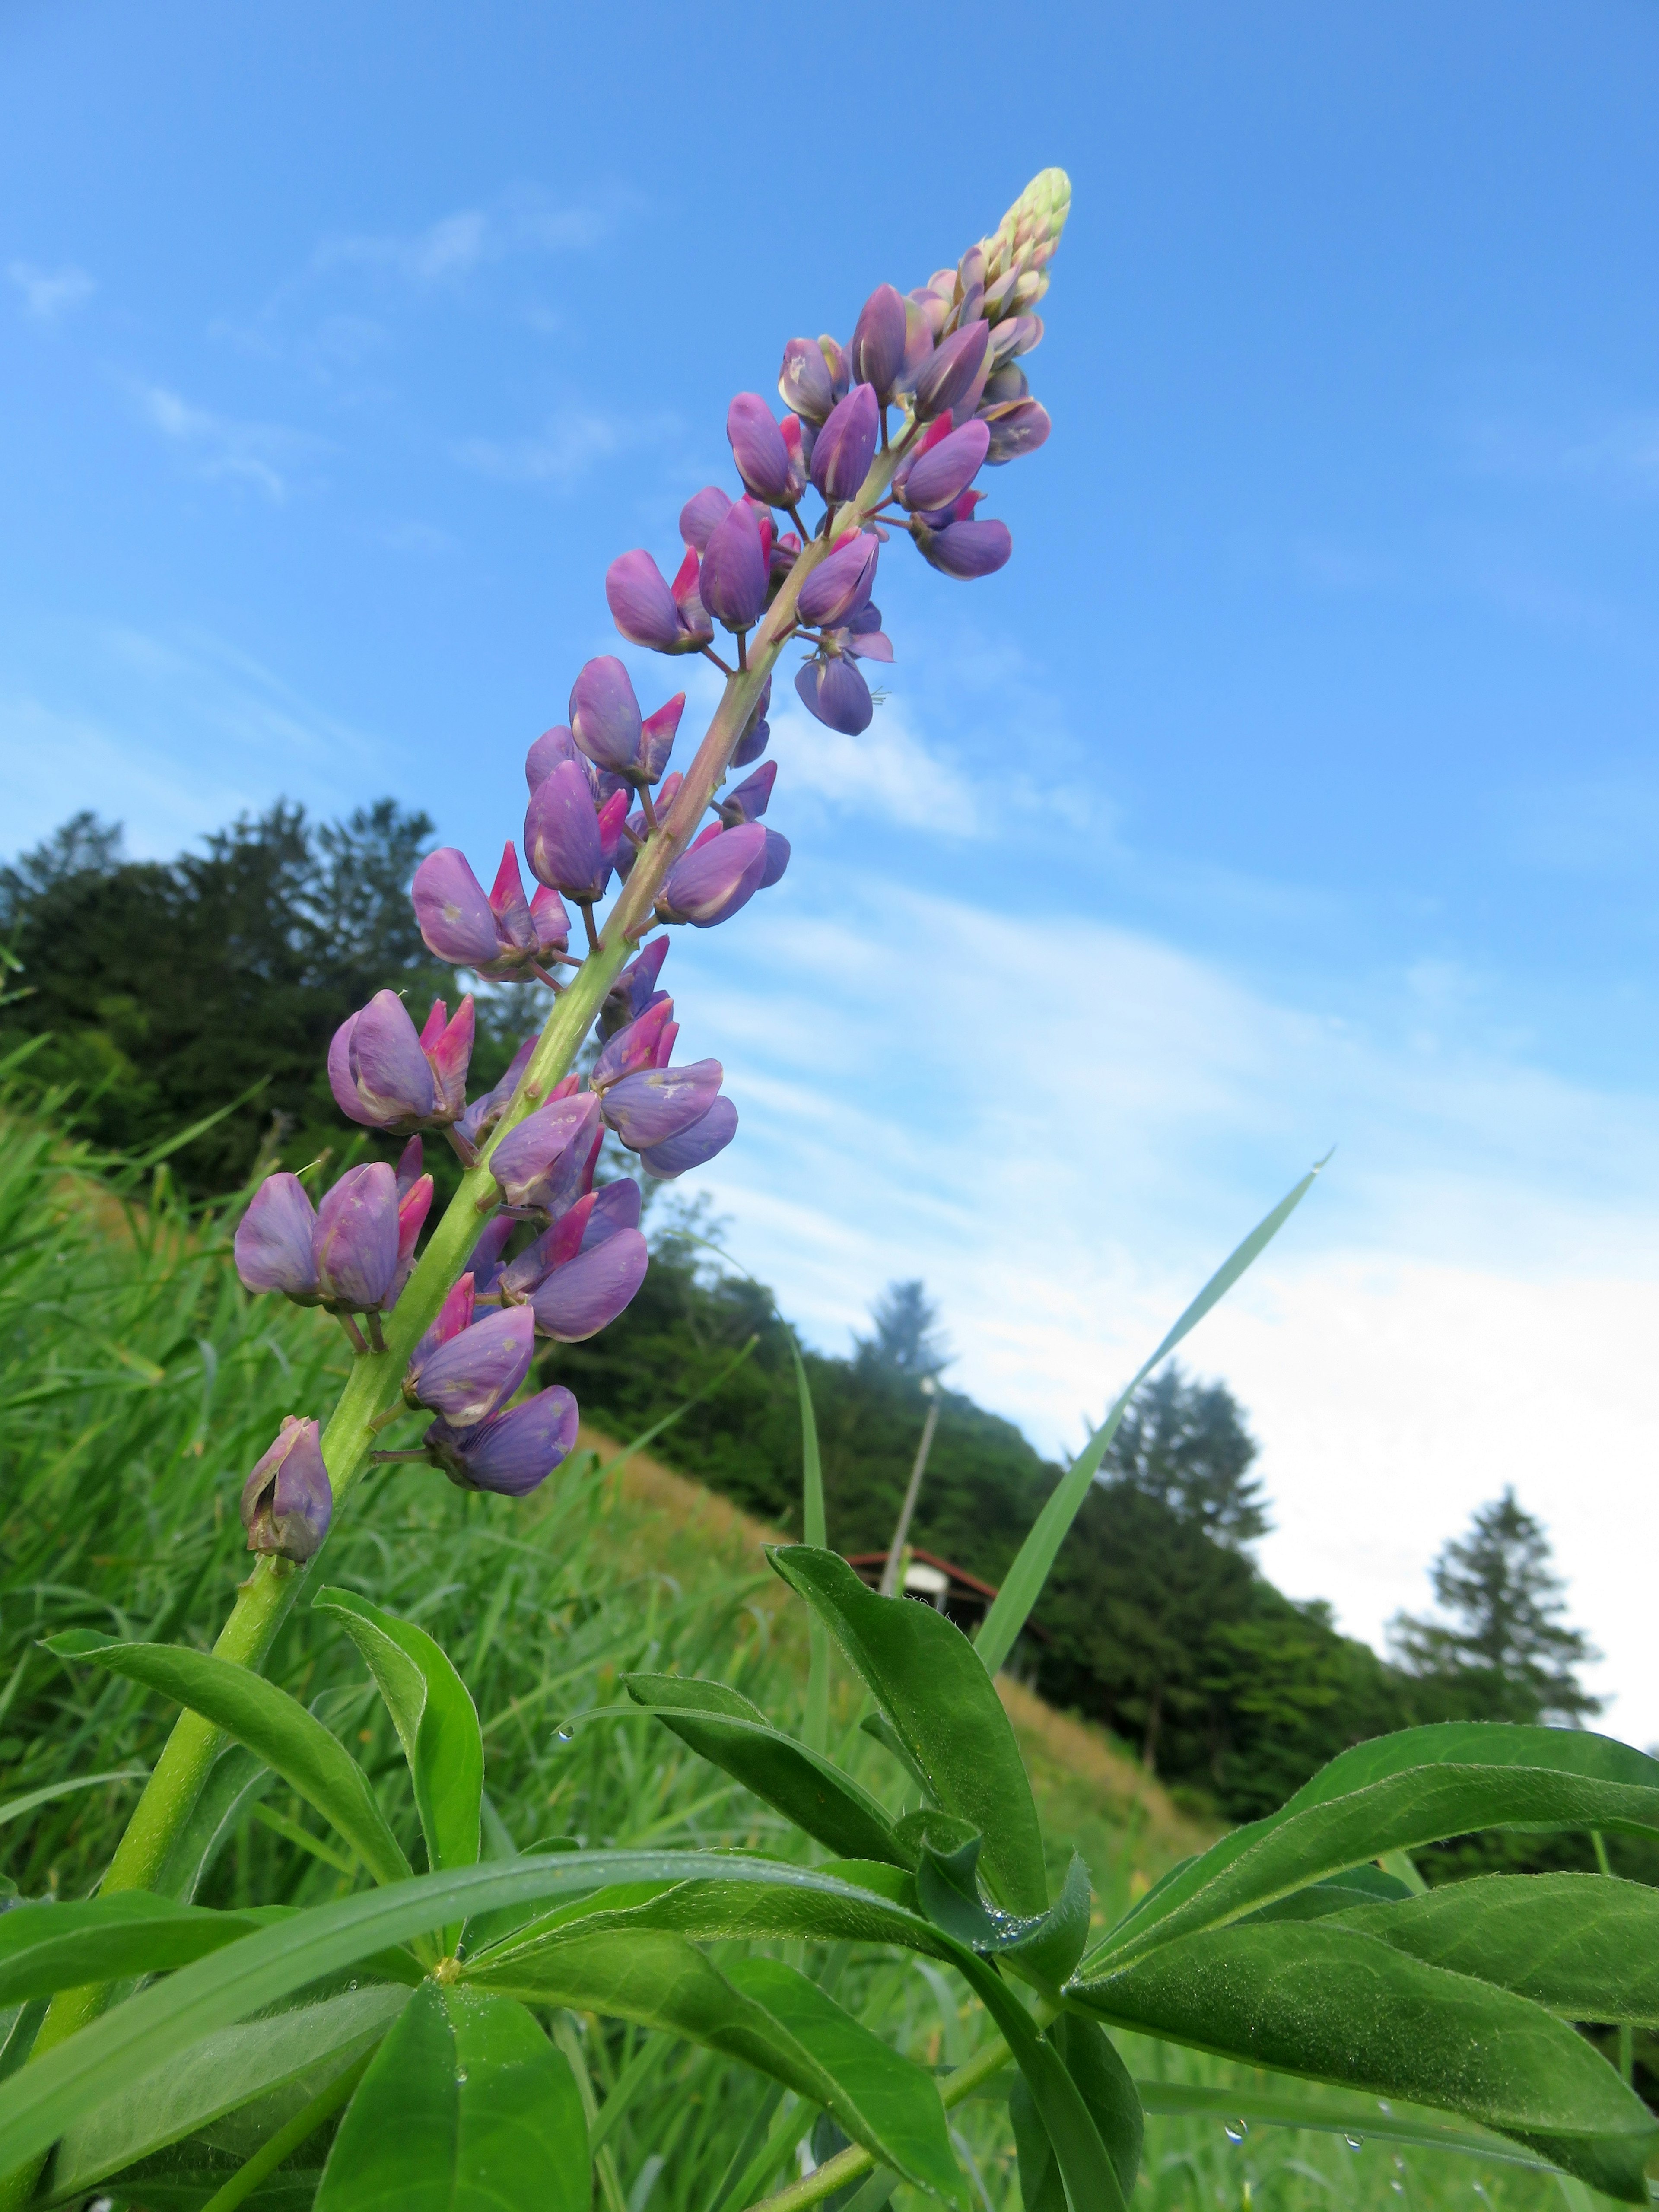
0;1093;1585;2212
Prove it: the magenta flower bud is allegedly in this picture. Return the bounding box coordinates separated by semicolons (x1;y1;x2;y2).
417;997;475;1122
413;1272;476;1367
657;822;768;928
605;550;711;657
719;760;776;826
982;398;1051;465
406;1305;536;1427
314;1162;399;1312
486;846;536;957
679;485;731;552
912;516;1013;580
699;499;769;630
241;1416;331;1562
798;532;880;629
727;394;798;507
778;337;836;423
413;848;501;969
569;656;642;776
529;885;570;963
531;1227;649;1342
235;1173;320;1299
593;998;677;1090
425;1386;579;1497
640;1094;738;1181
327;992;436;1132
759;829;790;889
795;654;872;735
670;547;712;637
525;759;608;903
640;693;685;784
810;384;879;504
489;1092;603;1210
900;418;991;511
583;1177;642;1248
601;1059;725;1150
849;284;908;403
392;1170;432;1305
914;320;991;421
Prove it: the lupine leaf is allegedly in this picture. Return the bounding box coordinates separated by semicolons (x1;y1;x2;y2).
313;1588;483;1879
623;1674;906;1867
790;1336;832;1757
42;1632;411;1890
1073;1920;1658;2202
159;1744;274;1903
1283;1723;1659;1812
1333;1872;1659;2025
1134;2080;1552;2170
974;1162;1323;1676
311;1982;588;2212
0;1894;261;2005
766;1547;1049;1916
1010;2016;1141;2212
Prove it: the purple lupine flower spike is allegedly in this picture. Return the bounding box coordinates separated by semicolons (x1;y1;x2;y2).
795;653;873;735
606;550;712;655
425;1386;580;1496
235;1174;321;1299
640;1094;739;1180
698;498;769;631
849;283;909;404
914;320;991;421
899;418;991;512
412;848;502;969
531;1229;650;1341
488;1092;603;1210
328;991;438;1131
314;1162;400;1312
405;1305;536;1427
525;759;608;903
599;1057;725;1150
810;384;880;504
569;657;643;777
656;823;769;927
679;485;731;551
798;532;880;629
241;1417;332;1562
719;760;776;826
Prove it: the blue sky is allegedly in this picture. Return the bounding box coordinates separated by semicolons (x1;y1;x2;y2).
5;1;1659;1735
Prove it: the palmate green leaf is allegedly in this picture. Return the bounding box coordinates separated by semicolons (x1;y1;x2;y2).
311;1982;588;2212
313;1588;483;1884
0;1895;261;2005
467;1926;964;2205
43;1632;411;1891
623;1673;906;1868
1073;1920;1658;2203
975;1160;1324;1676
766;1547;1049;1916
1334;1872;1659;2025
42;1984;410;2208
1010;2016;1141;2212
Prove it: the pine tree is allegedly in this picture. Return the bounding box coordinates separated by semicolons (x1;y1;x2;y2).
1103;1364;1271;1548
855;1280;950;1379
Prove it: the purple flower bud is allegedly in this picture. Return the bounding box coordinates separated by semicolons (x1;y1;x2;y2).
912;516;1013;580
241;1416;332;1562
314;1163;399;1313
392;1170;432;1305
600;1059;725;1150
699;498;769;631
395;1136;424;1197
727;394;800;507
413;848;502;969
525;759;609;903
531;1228;650;1341
235;1173;320;1299
465;1221;512;1299
489;1093;603;1210
759;829;790;889
525;725;582;793
603;936;671;1038
639;1094;739;1180
778;337;836;424
416;997;475;1122
406;1305;535;1427
639;694;685;784
795;653;873;735
810;384;880;505
849;284;908;404
426;1385;580;1497
899;418;991;511
606;550;712;657
583;1177;642;1248
914;320;991;422
798;532;880;629
731;677;772;770
981;398;1051;465
413;1272;476;1365
679;485;732;552
569;656;643;776
593;998;678;1090
657;823;768;928
454;1033;537;1157
719;760;776;826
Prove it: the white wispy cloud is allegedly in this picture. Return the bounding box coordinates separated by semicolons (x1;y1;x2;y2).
455;410;676;490
7;260;95;323
311;188;612;289
134;385;324;502
765;699;981;836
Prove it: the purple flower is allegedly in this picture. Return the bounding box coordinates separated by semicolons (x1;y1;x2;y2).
314;1163;400;1312
795;653;873;735
393;1164;434;1304
465;1222;512;1299
718;760;776;826
640;1094;739;1181
600;1058;725;1150
849;283;908;403
899;418;990;511
810;384;880;504
777;337;839;424
235;1173;321;1299
798;532;880;629
405;1305;536;1427
606;549;714;655
914;320;991;422
412;846;567;982
679;485;732;552
241;1417;332;1562
699;498;769;631
656;823;769;927
602;935;671;1039
728;394;804;508
488;1092;603;1211
759;829;791;889
912;515;1013;580
731;677;772;769
454;1033;537;1157
327;990;476;1131
593;998;678;1089
583;1177;642;1246
980;397;1051;465
569;656;643;776
525;726;584;792
524;760;611;903
412;1271;477;1362
531;1227;650;1341
639;694;685;784
425;1386;580;1497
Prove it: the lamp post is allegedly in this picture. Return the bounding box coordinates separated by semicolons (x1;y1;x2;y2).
879;1373;941;1599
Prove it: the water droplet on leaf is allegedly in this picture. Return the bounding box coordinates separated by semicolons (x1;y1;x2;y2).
1223;2121;1248;2146
1344;2134;1364;2152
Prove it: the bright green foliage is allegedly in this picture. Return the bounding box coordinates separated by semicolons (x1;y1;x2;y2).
1011;2015;1142;2209
0;1893;261;2004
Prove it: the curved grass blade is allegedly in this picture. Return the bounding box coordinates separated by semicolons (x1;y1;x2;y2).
0;1896;261;2005
0;1770;147;1831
